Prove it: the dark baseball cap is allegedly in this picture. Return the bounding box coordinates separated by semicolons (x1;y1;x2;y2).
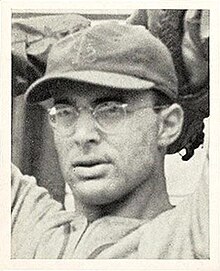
25;21;178;103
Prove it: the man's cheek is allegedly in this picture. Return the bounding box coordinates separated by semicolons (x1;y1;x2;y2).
54;137;71;171
54;134;71;156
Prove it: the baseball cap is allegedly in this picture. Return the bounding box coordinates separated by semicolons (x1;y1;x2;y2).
25;21;178;104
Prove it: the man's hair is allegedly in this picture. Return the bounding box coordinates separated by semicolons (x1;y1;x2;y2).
151;88;174;110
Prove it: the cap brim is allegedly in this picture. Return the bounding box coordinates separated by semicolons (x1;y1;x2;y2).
25;70;155;104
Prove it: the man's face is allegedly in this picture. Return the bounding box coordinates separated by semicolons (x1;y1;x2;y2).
51;83;162;206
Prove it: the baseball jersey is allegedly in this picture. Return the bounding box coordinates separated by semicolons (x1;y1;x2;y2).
11;163;209;259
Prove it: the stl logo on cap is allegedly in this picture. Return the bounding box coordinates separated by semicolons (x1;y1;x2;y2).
71;35;97;66
82;42;97;63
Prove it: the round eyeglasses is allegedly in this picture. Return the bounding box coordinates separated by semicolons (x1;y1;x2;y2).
47;101;168;136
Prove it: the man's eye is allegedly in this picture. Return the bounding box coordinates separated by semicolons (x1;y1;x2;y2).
56;108;72;117
49;105;74;119
99;102;122;111
106;105;121;114
96;102;124;122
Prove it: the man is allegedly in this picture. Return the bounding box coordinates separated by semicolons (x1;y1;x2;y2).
11;21;208;259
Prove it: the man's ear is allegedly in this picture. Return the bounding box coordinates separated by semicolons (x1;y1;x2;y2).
157;103;184;148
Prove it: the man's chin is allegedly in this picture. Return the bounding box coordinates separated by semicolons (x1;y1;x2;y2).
70;178;124;206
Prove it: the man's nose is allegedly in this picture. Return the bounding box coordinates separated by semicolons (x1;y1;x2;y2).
73;111;101;147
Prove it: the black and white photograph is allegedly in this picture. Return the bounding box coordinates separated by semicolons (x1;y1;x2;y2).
0;0;220;270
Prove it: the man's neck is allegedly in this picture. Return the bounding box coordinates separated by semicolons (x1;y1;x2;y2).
74;175;173;223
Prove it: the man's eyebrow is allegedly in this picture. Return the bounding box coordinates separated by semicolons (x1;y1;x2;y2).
53;95;124;106
93;95;124;105
54;98;74;105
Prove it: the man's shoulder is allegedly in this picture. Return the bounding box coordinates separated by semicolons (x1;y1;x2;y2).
138;180;209;259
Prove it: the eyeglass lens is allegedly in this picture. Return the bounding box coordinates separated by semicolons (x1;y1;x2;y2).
48;102;126;135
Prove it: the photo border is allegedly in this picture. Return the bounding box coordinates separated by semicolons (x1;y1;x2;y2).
1;0;220;270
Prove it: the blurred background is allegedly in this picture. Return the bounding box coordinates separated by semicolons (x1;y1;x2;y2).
12;10;209;209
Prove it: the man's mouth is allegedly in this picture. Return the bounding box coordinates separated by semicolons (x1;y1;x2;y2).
74;160;105;167
72;158;111;179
